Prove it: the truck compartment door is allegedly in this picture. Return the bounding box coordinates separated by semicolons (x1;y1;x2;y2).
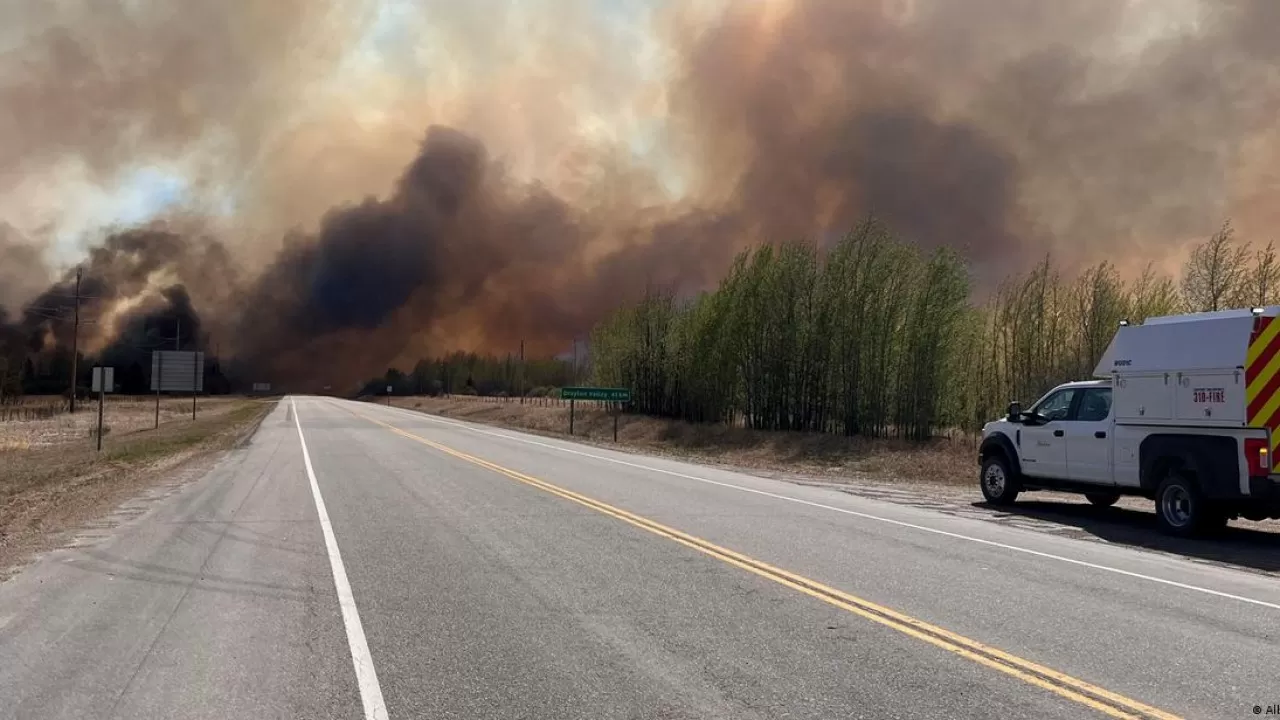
1113;373;1172;422
1174;370;1245;424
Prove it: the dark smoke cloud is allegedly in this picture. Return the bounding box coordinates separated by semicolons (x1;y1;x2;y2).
665;0;1280;282
93;285;215;394
4;0;1280;391
0;224;49;311
6;228;236;357
227;127;627;386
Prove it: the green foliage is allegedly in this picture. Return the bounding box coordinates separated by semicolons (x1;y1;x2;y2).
1129;264;1183;321
360;218;1276;439
590;219;969;438
589;217;1279;438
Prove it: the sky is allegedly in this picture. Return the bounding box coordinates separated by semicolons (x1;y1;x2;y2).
0;0;1264;285
7;0;1279;385
1;0;682;268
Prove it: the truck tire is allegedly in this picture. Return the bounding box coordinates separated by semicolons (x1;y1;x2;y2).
980;454;1020;505
1154;471;1217;536
1085;492;1120;508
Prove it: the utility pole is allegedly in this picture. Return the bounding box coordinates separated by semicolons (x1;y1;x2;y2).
69;267;82;413
155;348;162;430
519;339;525;405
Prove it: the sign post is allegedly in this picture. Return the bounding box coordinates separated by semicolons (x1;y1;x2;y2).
559;387;631;439
386;385;393;406
91;367;114;452
151;351;205;428
154;351;162;429
192;351;199;420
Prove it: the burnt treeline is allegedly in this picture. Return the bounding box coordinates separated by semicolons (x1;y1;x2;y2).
360;351;578;398
1;339;232;401
590;218;1273;438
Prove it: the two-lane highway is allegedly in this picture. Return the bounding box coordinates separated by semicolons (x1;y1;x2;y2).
2;396;1276;719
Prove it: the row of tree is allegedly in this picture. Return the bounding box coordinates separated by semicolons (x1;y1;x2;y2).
590;218;1277;439
590;219;970;439
0;347;233;402
296;217;1279;441
359;351;577;398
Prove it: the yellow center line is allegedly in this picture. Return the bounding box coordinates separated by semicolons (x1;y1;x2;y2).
346;405;1183;720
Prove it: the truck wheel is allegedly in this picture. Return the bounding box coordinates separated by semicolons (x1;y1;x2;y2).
1085;492;1120;508
980;454;1020;505
1155;471;1211;537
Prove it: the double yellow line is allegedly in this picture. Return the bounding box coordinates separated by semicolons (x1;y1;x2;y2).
352;407;1182;720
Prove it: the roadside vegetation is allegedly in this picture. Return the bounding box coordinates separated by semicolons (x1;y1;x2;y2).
366;218;1273;446
391;395;975;487
591;218;1276;439
0;396;273;577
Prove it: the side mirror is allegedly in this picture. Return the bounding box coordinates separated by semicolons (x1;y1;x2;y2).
1006;401;1022;422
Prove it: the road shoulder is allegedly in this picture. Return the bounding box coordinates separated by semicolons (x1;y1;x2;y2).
0;399;275;580
383;398;1280;578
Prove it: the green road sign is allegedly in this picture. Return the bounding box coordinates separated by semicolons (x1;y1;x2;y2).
561;386;631;402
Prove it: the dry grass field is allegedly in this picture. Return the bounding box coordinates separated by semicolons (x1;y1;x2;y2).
387;395;978;486
0;396;240;451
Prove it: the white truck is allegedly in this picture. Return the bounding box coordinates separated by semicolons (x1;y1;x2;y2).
978;307;1280;536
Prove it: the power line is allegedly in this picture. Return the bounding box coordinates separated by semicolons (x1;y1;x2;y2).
30;292;103;300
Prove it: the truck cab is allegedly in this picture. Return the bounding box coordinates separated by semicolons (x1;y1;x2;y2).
979;308;1280;536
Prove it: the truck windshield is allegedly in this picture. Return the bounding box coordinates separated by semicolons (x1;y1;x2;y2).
1031;389;1076;421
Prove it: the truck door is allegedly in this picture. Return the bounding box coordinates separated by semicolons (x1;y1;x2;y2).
1020;388;1076;479
1064;387;1114;485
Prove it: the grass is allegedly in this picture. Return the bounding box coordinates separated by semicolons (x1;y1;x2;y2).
0;397;275;578
0;395;238;449
390;396;979;486
100;402;265;463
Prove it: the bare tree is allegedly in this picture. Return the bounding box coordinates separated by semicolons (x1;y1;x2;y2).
1129;264;1183;321
1248;241;1280;307
0;357;14;403
1072;262;1128;377
1182;221;1249;311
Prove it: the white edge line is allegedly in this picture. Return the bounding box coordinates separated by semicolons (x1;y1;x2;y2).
364;399;1280;613
293;398;389;720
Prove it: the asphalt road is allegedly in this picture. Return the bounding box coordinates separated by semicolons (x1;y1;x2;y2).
1;396;1277;719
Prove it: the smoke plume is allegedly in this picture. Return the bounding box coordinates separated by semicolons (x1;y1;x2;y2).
2;0;1279;390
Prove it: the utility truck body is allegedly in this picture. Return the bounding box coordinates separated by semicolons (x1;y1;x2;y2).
979;307;1280;535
